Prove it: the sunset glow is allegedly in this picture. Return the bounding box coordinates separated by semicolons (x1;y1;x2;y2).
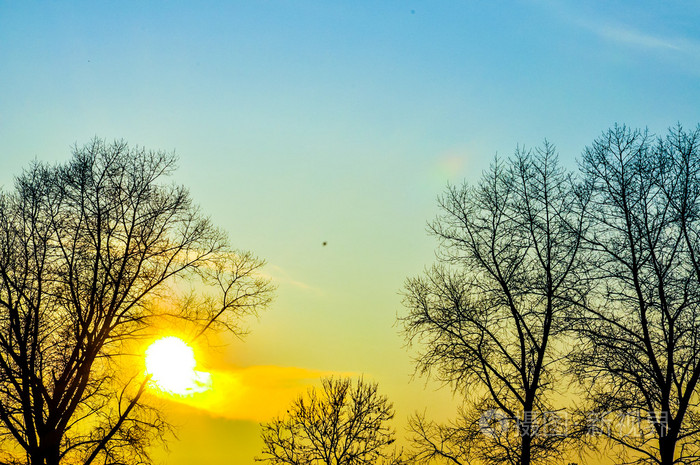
145;337;211;396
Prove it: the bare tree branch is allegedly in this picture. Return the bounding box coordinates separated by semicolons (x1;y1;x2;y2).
0;139;274;465
401;146;585;465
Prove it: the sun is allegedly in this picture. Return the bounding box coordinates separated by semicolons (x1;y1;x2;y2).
145;336;211;396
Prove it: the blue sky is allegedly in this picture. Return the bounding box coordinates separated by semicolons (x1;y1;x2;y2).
1;1;700;464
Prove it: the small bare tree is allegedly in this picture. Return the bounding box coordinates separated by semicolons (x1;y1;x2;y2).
256;377;402;465
405;409;480;465
0;139;274;465
570;124;700;465
402;144;585;465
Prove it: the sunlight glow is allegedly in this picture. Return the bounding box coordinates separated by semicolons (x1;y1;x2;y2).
145;336;212;396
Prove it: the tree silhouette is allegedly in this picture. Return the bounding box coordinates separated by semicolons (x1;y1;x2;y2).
402;145;585;465
569;124;700;464
257;377;402;465
0;139;273;465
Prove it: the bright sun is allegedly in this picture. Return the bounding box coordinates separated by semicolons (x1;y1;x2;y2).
145;336;211;396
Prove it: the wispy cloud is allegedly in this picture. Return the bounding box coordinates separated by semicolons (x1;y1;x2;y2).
592;23;685;51
531;0;700;57
149;365;356;421
264;264;321;293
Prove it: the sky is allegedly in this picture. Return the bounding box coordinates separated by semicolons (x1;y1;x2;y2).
1;1;700;464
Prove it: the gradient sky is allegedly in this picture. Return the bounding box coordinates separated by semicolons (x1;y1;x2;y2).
1;1;700;464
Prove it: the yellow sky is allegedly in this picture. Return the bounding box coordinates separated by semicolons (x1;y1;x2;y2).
3;2;699;464
135;328;459;465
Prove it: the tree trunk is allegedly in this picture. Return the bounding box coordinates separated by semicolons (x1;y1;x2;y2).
521;432;532;465
659;433;677;465
520;411;533;465
29;448;43;465
36;432;62;465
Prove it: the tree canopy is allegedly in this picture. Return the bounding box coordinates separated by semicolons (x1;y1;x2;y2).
0;139;273;465
257;377;402;465
403;124;700;465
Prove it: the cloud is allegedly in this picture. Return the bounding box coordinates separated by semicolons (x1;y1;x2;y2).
586;22;689;52
264;264;320;293
531;0;700;56
150;365;354;422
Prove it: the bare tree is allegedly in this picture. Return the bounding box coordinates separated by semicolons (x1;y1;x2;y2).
402;144;585;465
256;377;403;465
570;124;700;465
0;139;274;465
405;409;480;465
